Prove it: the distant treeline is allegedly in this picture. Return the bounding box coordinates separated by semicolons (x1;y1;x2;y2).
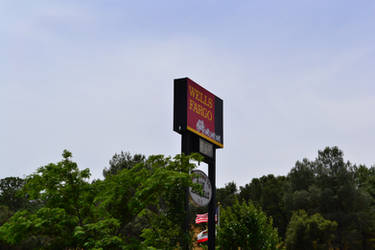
216;146;375;249
0;147;374;249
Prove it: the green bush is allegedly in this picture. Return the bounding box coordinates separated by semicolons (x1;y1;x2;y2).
218;200;280;249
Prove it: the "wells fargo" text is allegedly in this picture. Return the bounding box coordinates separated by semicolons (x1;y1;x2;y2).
188;85;213;121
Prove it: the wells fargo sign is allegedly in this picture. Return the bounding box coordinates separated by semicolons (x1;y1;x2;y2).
174;78;223;148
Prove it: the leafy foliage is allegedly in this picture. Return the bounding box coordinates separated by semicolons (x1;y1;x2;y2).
236;146;375;249
0;151;202;249
0;208;78;248
95;153;201;248
285;147;375;249
0;177;27;212
0;150;93;248
217;200;280;250
0;177;31;250
216;181;238;208
285;210;337;250
74;218;125;249
239;175;289;237
103;151;146;178
2;146;375;249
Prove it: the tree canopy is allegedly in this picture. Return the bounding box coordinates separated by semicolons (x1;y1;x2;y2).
217;200;280;249
1;146;375;249
285;210;337;250
0;151;202;249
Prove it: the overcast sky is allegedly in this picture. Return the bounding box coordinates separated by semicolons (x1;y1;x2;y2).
1;1;375;187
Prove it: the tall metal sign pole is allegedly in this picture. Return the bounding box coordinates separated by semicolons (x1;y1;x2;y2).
174;78;223;250
207;148;216;250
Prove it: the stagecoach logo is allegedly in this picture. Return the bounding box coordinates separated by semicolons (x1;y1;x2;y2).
189;169;212;207
196;120;221;143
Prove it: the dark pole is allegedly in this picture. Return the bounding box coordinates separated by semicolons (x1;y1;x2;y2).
208;149;216;250
181;133;190;250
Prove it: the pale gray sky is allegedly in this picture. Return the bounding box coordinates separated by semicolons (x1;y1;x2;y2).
1;1;375;187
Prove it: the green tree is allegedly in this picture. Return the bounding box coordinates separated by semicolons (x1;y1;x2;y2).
0;151;202;249
354;165;375;204
285;210;337;250
0;150;94;249
239;175;289;237
286;147;375;249
103;151;146;178
0;205;13;249
217;200;280;250
0;177;27;212
216;181;238;207
353;165;375;249
94;153;201;249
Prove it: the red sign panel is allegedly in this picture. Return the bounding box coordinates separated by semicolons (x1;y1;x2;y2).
186;79;221;146
174;77;223;148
